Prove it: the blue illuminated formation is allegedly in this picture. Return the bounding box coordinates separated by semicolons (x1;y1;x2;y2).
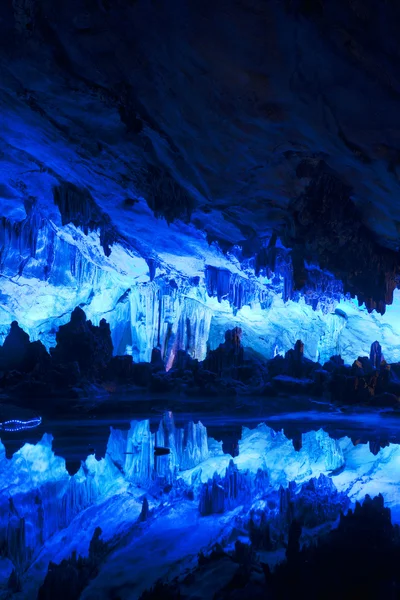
0;415;398;597
0;0;400;596
0;416;42;432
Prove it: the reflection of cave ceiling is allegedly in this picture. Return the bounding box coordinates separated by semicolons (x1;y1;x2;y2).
1;2;400;322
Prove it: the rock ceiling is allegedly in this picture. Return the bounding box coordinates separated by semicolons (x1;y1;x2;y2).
1;0;400;314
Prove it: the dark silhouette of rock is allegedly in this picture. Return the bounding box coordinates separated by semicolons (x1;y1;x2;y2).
105;355;135;383
370;341;383;369
323;355;345;372
171;349;197;372
7;568;22;593
286;519;302;561
51;308;113;377
142;495;400;600
272;494;400;600
150;347;165;372
0;321;30;371
199;460;251;516
23;340;51;374
248;511;272;551
37;527;108;600
285;162;399;314
0;309;397;410
203;327;244;376
289;339;304;378
138;497;149;522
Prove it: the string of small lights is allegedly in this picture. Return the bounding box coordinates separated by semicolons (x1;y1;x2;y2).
0;417;42;432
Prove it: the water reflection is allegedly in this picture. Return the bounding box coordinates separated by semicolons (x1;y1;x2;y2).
0;398;399;598
1;397;400;470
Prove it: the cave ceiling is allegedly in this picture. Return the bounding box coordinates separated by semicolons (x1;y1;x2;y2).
1;0;400;312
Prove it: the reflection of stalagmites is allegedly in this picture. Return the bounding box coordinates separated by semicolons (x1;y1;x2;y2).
286;519;302;561
108;415;210;486
199;460;252;515
300;429;345;472
249;511;272;551
37;526;108;600
139;497;149;522
7;569;22;593
295;474;349;527
180;421;209;471
124;420;155;483
155;413;209;478
60;474;99;530
6;515;27;572
279;484;295;524
155;412;177;482
199;478;225;515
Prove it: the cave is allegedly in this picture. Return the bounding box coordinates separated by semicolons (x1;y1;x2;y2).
0;1;400;598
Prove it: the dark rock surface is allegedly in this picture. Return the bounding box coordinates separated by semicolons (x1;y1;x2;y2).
37;527;108;600
139;495;400;600
51;307;113;377
199;460;255;516
0;313;399;410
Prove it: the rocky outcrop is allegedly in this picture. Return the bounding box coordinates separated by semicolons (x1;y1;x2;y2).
203;327;244;376
1;309;399;408
0;321;31;372
330;340;400;405
37;526;108;600
0;309;114;399
199;461;255;516
139;495;400;599
271;494;400;599
51;307;113;377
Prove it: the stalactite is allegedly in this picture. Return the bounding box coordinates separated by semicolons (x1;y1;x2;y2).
53;182;117;257
205;265;269;310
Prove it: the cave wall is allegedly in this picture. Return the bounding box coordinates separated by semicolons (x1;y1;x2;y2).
1;0;400;365
1;210;400;366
